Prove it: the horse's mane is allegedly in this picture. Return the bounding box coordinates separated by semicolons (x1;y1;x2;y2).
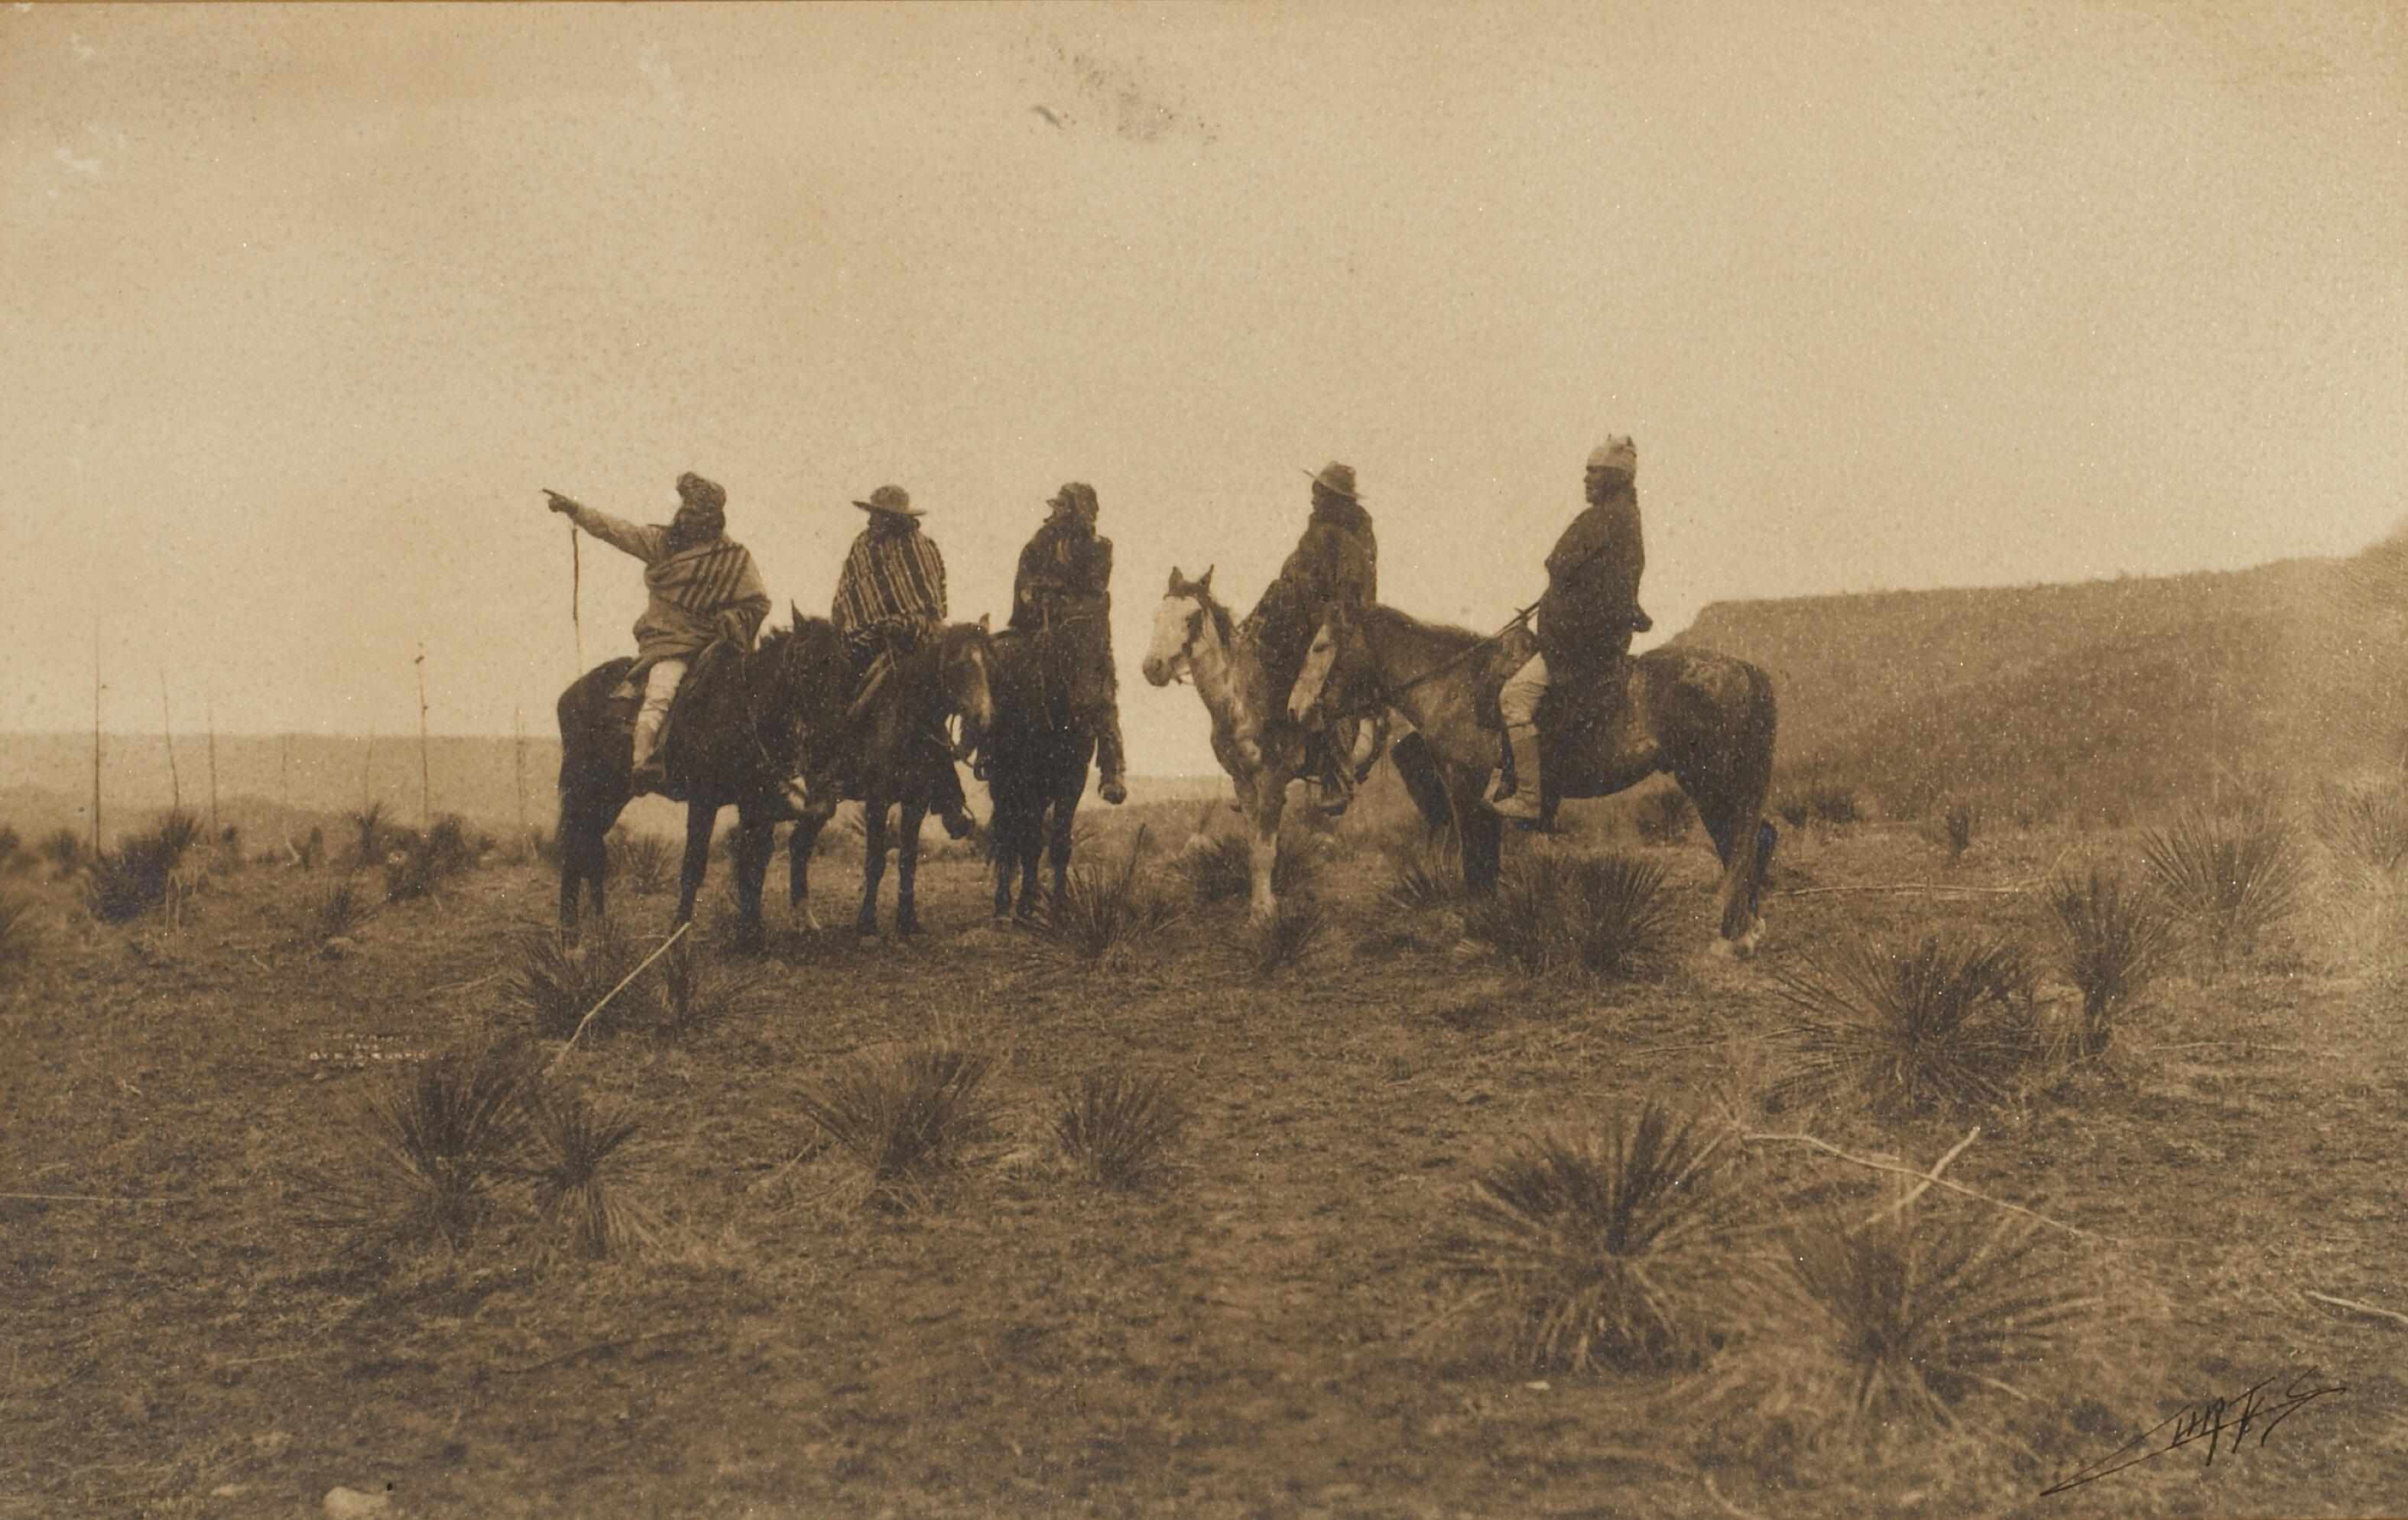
1187;585;1238;650
1360;601;1485;650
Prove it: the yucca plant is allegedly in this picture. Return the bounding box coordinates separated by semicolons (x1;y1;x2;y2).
349;802;388;867
1459;850;1673;980
609;831;676;896
654;933;778;1035
40;828;84;878
83;819;193;923
1443;1104;1753;1374
1243;893;1328;979
2316;778;2408;879
2140;804;2305;971
509;918;655;1040
1786;1207;2095;1427
1053;1068;1186;1190
1770;932;2041;1114
292;1039;534;1252
309;879;369;944
1382;837;1465;914
2047;867;2175;1057
793;1039;997;1207
521;1082;648;1259
1175;830;1318;907
1942;799;1981;863
0;891;38;984
1037;827;1178;971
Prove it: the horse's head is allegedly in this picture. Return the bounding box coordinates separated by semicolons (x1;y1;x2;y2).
1142;565;1216;687
938;615;998;749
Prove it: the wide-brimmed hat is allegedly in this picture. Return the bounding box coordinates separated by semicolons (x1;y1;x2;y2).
677;472;727;513
852;485;923;517
1302;462;1361;502
1585;437;1637;475
1047;481;1099;516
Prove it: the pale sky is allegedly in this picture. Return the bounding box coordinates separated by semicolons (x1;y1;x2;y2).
5;2;2402;776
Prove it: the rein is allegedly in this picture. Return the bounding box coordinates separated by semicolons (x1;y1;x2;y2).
1322;603;1536;721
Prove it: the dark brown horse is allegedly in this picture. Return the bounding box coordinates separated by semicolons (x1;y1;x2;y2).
1295;601;1779;955
782;618;998;937
555;618;834;949
979;617;1108;920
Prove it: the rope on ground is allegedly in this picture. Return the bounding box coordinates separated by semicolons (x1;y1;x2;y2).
1741;1129;2093;1239
548;922;690;1074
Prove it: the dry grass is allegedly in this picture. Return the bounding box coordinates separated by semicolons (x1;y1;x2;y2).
306;878;372;945
1770;932;2043;1115
654;933;781;1036
83;810;203;923
0;890;38;984
509;917;657;1041
2316;775;2408;878
1443;1104;1754;1374
1035;827;1179;972
1381;835;1465;915
1241;893;1328;980
522;1081;651;1259
609;829;677;896
1052;1068;1186;1190
1459;849;1673;980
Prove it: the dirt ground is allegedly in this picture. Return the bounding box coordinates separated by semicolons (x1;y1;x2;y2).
4;805;2404;1518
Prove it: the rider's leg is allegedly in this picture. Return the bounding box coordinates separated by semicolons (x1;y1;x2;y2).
1492;653;1546;819
631;658;688;794
1079;645;1129;805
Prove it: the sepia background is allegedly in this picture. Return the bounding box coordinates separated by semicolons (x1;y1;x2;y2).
5;0;2402;798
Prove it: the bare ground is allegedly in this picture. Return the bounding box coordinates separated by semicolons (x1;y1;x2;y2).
4;810;2404;1518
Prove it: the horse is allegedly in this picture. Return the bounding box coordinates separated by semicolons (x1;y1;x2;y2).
1293;601;1780;956
781;617;998;937
980;616;1108;920
554;617;830;950
1141;566;1326;921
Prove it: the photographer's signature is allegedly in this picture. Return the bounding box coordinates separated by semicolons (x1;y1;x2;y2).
2043;1369;2346;1496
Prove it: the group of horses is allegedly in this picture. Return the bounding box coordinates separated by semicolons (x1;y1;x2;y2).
553;572;1780;958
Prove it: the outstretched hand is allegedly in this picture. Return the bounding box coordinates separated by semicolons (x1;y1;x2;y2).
544;489;581;516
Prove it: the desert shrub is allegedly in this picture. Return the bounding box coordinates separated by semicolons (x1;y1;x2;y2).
41;828;84;877
1770;932;2042;1115
348;802;387;867
795;1038;997;1207
1037;827;1178;971
0;892;38;984
2139;804;2306;971
2047;867;2175;1057
1459;850;1673;980
2316;777;2408;878
521;1081;648;1259
1941;799;1981;863
1175;830;1319;907
654;933;778;1035
296;825;327;870
308;879;370;944
1633;788;1696;845
509;918;656;1041
1241;893;1327;979
1809;785;1864;828
1443;1104;1751;1374
1775;793;1812;831
381;813;480;902
83;812;201;924
608;830;676;896
1053;1068;1185;1189
292;1039;534;1253
1784;1207;2094;1428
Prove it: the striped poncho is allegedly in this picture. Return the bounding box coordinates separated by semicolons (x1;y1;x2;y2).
566;504;771;674
832;523;948;640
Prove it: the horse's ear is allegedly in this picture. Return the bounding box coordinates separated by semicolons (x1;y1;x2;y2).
789;601;803;630
977;612;991;634
1167;566;1185;593
1198;564;1214;592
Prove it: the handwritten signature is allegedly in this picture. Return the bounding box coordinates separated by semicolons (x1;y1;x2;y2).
2043;1370;2347;1496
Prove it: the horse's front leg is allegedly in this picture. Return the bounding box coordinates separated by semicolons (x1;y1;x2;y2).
856;802;889;937
895;802;927;938
1047;795;1077;912
676;801;717;928
990;801;1017;921
787;802;833;933
1246;773;1287;922
730;805;775;953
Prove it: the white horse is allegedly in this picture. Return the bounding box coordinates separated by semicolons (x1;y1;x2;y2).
1140;566;1322;921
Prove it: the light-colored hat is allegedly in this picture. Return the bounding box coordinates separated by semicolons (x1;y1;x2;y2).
1047;481;1099;516
852;485;923;517
1302;461;1362;502
1586;436;1637;475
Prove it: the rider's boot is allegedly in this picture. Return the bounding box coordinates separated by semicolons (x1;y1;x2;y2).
1491;723;1544;821
630;718;667;798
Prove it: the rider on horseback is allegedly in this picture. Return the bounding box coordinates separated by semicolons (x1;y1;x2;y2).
546;472;771;798
1251;461;1379;814
1011;481;1129;805
830;485;977;839
1491;436;1652;822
